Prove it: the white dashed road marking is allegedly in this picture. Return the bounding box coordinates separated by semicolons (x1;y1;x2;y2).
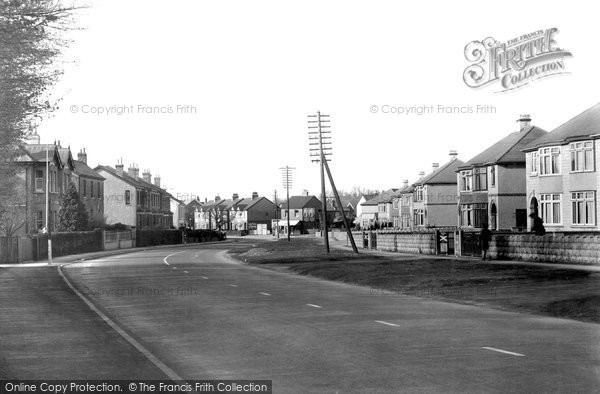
306;304;322;308
375;320;400;327
229;284;238;288
482;347;525;357
259;292;271;296
200;276;208;280
183;271;189;274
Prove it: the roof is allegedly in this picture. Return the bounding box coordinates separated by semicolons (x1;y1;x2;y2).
280;195;321;209
460;126;547;168
95;165;170;196
74;160;104;180
523;103;600;151
362;189;399;206
398;184;414;194
414;158;464;185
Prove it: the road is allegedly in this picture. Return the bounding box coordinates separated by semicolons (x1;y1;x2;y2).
58;242;599;393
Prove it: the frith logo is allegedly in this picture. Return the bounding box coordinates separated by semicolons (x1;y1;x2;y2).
463;28;572;92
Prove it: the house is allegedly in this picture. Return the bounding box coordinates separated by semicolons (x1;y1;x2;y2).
230;193;277;233
325;195;358;227
395;180;414;229
73;149;105;225
412;151;464;228
355;193;378;229
185;198;203;228
523;103;600;231
170;196;186;228
195;196;226;230
279;193;322;232
95;163;172;228
13;138;75;234
457;115;547;230
359;189;400;229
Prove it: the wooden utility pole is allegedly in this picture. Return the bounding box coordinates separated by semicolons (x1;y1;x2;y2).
273;189;279;238
280;166;295;241
308;111;358;254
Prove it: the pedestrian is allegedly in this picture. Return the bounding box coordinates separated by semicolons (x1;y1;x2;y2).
480;223;491;261
530;213;546;235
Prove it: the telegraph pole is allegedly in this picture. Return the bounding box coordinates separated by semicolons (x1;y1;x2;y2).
280;166;295;241
308;111;358;254
273;189;279;238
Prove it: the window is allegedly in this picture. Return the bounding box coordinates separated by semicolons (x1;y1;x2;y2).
83;180;87;197
414;209;424;226
460;204;472;226
570;141;594;172
36;211;44;230
415;187;424;201
460;203;488;227
572;191;595;225
540;194;561;225
90;181;94;198
379;204;387;213
540;147;560;175
460;171;472;191
473;203;488;228
294;209;300;218
49;171;57;193
35;170;44;192
98;182;102;198
473;167;487;191
530;151;538;174
490;166;496;187
125;190;131;205
393;199;399;209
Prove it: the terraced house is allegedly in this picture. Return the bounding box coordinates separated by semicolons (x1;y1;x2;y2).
457;115;547;230
523;103;600;231
96;163;172;228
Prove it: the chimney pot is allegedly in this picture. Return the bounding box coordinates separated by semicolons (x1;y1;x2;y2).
154;176;161;188
232;193;239;200
432;162;440;171
77;148;88;165
252;192;259;200
419;171;426;176
403;179;409;186
449;150;458;160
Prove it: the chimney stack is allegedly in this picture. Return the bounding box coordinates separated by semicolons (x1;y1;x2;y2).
449;150;458;160
518;114;531;130
232;193;239;200
142;170;152;183
128;164;139;179
252;192;259;200
403;179;409;186
115;159;124;176
303;189;309;196
26;130;40;145
215;195;221;201
77;148;87;164
432;162;439;171
154;176;161;188
418;171;426;177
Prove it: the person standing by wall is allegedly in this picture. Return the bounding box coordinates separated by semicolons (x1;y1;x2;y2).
480;223;492;261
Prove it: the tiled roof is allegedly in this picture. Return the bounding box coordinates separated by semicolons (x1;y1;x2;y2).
523;102;600;151
74;160;104;180
96;165;170;197
280;195;320;209
414;158;464;185
362;189;399;205
460;126;547;168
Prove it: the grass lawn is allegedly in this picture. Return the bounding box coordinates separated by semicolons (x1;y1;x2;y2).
229;237;600;323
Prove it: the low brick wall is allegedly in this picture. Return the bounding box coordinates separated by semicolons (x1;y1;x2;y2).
375;231;437;254
490;232;600;265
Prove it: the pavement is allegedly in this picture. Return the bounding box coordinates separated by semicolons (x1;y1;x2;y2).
8;243;594;392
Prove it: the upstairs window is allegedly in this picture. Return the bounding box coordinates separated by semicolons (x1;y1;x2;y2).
530;151;539;174
35;170;44;192
490;166;496;187
473;167;487;191
570;141;594;172
415;187;424;201
540;147;560;175
460;171;472;191
125;190;131;205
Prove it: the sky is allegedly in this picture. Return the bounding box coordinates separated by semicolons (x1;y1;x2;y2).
40;0;600;202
